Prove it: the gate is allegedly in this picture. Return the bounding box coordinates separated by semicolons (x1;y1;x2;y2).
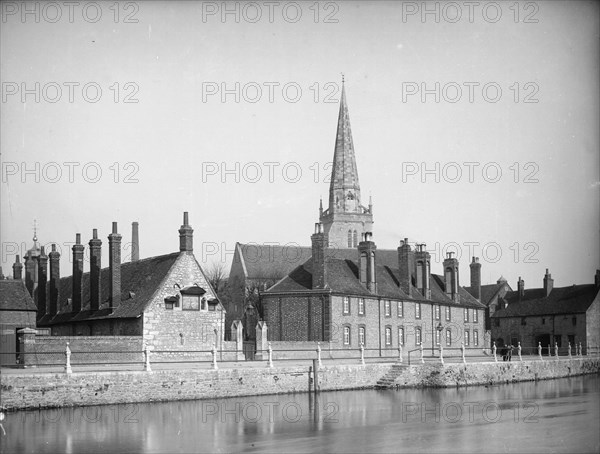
243;340;256;360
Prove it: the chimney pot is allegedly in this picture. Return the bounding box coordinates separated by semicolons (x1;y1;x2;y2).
183;212;189;225
93;228;98;239
131;221;140;261
112;222;118;234
76;233;81;244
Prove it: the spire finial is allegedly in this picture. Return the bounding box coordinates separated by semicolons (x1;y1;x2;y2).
341;72;345;84
33;219;38;242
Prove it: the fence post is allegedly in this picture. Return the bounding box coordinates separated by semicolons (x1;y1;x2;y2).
212;343;218;370
420;343;424;364
518;342;522;361
492;341;497;362
439;343;444;365
144;344;152;372
554;343;559;360
568;342;572;358
268;342;273;368
360;344;365;365
581;342;585;356
547;344;551;357
65;342;72;374
461;342;466;364
316;342;322;368
538;342;543;361
398;344;403;363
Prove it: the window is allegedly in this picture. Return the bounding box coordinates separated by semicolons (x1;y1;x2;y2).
353;230;358;248
347;230;353;248
472;309;478;323
446;329;452;346
465;330;470;346
542;317;545;325
397;301;404;318
385;327;392;346
494;319;500;327
474;330;479;346
182;295;200;311
415;303;421;319
165;302;175;310
358;326;365;346
358;298;365;315
384;300;391;317
435;329;440;345
445;306;451;321
464;308;469;322
399;327;404;346
521;317;526;326
343;297;350;315
435;304;440;320
415;327;422;345
572;316;577;326
343;326;351;345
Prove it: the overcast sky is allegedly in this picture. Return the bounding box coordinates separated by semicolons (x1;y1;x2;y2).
1;0;598;289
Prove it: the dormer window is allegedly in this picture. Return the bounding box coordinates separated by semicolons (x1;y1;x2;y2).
164;295;179;310
180;285;208;311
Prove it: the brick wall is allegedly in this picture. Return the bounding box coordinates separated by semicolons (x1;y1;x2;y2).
263;294;329;342
0;310;37;328
26;335;143;366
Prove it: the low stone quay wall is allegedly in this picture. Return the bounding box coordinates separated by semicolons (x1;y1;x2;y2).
1;358;598;411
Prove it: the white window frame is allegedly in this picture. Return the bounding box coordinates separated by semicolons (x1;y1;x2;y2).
343;296;350;315
415;327;422;345
473;309;478;323
343;326;351;345
465;330;470;346
464;307;469;322
358;298;365;315
445;306;451;321
397;301;404;318
399;327;404;346
385;327;392;346
446;329;452;346
415;303;421;319
358;326;365;346
474;330;479;346
384;300;390;317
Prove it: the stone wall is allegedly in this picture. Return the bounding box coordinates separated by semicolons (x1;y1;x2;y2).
2;357;598;411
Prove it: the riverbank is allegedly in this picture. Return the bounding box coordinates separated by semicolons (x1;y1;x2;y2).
2;357;599;410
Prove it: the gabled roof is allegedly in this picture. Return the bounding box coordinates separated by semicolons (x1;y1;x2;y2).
265;257;485;309
0;280;37;311
38;252;182;325
492;284;599;317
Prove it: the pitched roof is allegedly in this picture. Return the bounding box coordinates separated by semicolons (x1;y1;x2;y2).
465;282;512;307
492;284;599;317
38;252;181;325
265;257;485;309
0;280;37;311
237;243;400;281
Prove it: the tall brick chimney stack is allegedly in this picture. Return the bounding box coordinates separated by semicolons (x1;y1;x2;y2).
37;246;48;320
179;212;194;252
470;257;481;301
108;222;122;312
72;233;84;313
543;269;553;296
131;221;140;261
517;277;525;301
415;244;431;299
595;270;600;288
311;222;328;289
443;252;460;303
0;267;4;280
398;238;413;295
358;232;377;292
12;255;23;280
89;229;102;311
48;244;60;316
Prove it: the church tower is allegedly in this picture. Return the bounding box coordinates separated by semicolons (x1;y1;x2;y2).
319;78;373;248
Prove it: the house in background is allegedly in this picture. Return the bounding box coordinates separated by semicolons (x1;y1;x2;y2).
491;270;600;353
466;273;512;334
0;278;38;366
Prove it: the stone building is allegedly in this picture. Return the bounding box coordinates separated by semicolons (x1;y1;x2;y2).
27;212;226;351
491;270;600;353
261;224;486;355
466;272;512;331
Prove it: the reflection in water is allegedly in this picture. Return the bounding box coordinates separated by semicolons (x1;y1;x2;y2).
1;374;598;453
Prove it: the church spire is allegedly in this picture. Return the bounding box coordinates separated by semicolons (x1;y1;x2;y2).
318;77;373;249
329;76;362;214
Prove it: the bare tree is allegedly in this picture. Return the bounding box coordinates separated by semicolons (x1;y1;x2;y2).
206;261;228;294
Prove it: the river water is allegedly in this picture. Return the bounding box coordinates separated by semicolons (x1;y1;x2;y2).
1;374;598;453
